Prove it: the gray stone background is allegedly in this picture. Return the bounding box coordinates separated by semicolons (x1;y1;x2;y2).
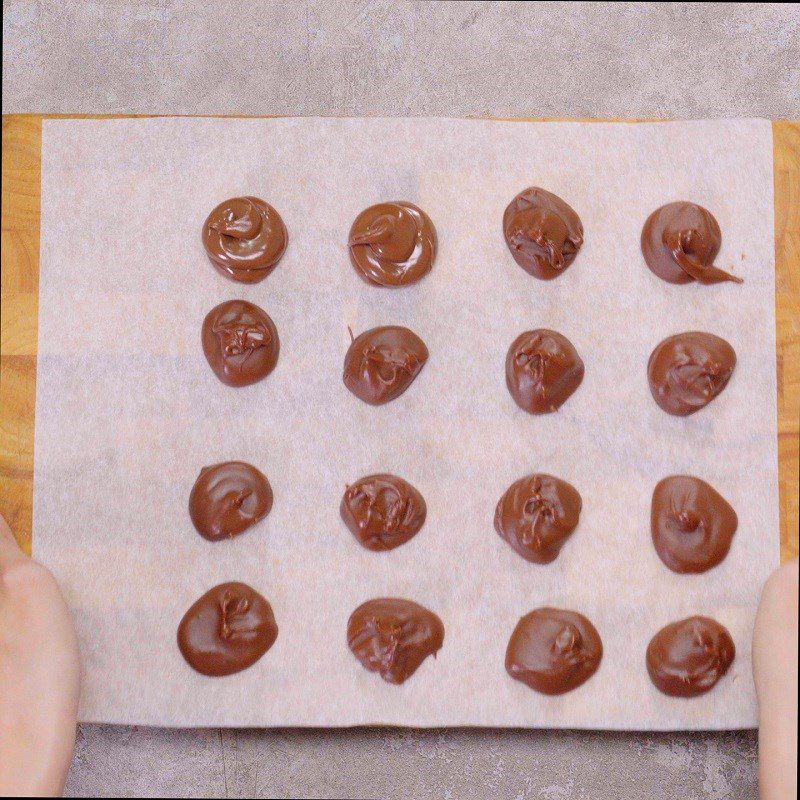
3;1;799;117
3;2;799;798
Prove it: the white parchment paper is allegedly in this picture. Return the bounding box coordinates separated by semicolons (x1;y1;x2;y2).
34;118;778;729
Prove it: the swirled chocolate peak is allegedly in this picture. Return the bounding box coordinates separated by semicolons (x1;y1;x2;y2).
343;325;428;405
505;329;584;414
347;598;444;684
202;196;288;283
505;608;602;695
641;202;742;285
503;187;584;280
646;616;735;697
177;582;278;677
651;476;737;573
189;461;273;542
340;473;426;551
202;299;280;387
348;201;437;287
648;332;736;416
494;474;582;564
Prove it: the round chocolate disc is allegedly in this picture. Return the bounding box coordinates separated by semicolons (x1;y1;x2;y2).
494;473;582;564
340;473;426;551
189;461;273;542
347;597;444;685
503;187;584;280
651;475;737;573
505;608;603;695
648;331;736;416
202;196;288;283
177;582;278;676
343;325;428;405
202;299;280;387
646;616;735;697
505;329;584;414
641;201;742;285
348;201;437;286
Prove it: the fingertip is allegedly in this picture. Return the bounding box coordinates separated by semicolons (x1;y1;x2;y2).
0;512;15;541
762;559;799;604
0;512;25;559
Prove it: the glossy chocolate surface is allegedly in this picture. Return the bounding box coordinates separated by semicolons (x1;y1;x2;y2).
340;473;426;551
343;326;428;405
348;201;437;286
189;461;273;542
651;475;737;573
494;474;582;563
641;202;742;285
202;299;280;387
647;616;735;697
505;608;602;695
505;329;584;414
347;598;444;684
648;332;736;416
503;187;584;280
202;196;287;283
177;582;278;677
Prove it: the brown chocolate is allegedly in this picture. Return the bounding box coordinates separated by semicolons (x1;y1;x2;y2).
202;196;287;283
347;598;444;684
505;608;602;695
189;461;273;542
202;299;280;387
340;473;426;551
503;187;584;280
651;475;737;574
505;329;584;414
641;202;742;285
343;326;428;405
646;616;735;697
648;332;736;416
348;201;437;287
177;582;278;677
494;474;582;564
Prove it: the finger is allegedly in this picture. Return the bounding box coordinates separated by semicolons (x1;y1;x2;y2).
753;560;799;800
0;512;27;563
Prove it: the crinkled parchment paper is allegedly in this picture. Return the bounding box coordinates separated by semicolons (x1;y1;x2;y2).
33;118;778;729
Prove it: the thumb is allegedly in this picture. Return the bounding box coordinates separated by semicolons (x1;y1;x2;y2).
0;512;27;563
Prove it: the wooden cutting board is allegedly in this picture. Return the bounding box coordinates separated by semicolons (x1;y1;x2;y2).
1;115;798;562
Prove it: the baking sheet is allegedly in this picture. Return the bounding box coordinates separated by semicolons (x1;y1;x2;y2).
33;118;778;729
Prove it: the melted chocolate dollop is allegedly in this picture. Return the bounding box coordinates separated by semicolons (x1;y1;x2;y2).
202;299;280;387
641;202;742;285
503;187;584;280
651;475;737;573
189;461;273;542
340;473;426;551
202;196;288;283
348;201;437;286
177;582;278;676
647;616;735;697
505;608;603;695
648;332;736;416
343;325;428;405
347;598;444;684
506;329;584;414
495;474;582;564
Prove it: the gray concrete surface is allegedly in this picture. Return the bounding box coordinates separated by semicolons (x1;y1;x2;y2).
2;2;799;118
4;1;796;797
68;726;759;799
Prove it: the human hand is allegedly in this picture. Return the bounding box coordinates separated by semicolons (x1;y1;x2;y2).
753;558;798;800
0;513;80;796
